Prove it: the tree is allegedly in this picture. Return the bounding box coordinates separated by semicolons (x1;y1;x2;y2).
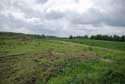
41;34;46;38
84;35;89;39
120;35;125;42
69;35;73;39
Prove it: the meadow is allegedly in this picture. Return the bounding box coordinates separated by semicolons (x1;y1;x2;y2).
0;33;125;84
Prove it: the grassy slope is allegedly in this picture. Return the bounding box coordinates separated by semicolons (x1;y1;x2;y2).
62;38;125;51
0;35;125;84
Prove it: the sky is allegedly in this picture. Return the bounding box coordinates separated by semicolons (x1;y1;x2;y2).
0;0;125;37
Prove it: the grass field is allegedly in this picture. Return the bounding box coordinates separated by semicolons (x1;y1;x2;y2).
62;38;125;51
0;33;125;84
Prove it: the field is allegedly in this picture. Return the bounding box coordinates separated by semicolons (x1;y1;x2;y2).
0;33;125;84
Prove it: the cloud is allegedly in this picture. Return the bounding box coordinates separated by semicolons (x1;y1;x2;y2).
70;0;125;27
0;0;125;36
36;0;48;4
45;11;65;20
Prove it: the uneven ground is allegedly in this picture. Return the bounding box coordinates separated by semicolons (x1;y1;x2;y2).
0;35;125;84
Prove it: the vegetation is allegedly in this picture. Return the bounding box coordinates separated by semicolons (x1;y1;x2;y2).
0;32;125;84
62;38;125;51
69;34;125;42
90;34;125;42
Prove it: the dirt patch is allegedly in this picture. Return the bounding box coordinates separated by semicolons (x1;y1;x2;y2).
0;53;25;61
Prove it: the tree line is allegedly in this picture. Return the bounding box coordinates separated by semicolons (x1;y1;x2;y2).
69;34;125;42
0;32;125;42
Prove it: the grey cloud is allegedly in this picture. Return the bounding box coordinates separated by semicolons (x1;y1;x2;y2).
36;0;48;4
70;6;125;27
0;0;125;36
45;11;65;20
0;12;64;36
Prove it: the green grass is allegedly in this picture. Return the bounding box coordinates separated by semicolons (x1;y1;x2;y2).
62;38;125;51
0;34;125;84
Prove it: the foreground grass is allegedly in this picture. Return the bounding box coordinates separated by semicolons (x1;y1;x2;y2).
0;37;125;84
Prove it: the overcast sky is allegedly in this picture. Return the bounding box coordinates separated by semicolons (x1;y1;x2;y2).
0;0;125;36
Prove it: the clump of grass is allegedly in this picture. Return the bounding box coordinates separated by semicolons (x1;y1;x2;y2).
102;69;125;84
88;47;93;51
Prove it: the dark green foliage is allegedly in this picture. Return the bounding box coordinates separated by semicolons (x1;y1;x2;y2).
68;34;125;42
69;35;89;39
69;35;73;39
90;34;125;42
102;70;125;84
